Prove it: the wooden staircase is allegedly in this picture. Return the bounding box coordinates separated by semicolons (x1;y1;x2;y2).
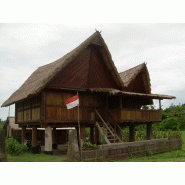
95;110;122;144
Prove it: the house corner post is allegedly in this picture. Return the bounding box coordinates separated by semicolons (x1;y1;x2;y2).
45;126;53;155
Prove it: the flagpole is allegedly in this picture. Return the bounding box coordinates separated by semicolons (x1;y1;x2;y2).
77;91;82;161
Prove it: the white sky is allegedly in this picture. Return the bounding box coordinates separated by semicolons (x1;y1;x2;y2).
1;1;185;121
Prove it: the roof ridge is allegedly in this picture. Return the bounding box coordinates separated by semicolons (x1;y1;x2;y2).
120;62;145;74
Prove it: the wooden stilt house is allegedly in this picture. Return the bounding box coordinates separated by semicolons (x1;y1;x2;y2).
1;31;175;154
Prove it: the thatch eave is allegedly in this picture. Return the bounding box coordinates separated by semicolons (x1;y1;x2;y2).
90;88;176;100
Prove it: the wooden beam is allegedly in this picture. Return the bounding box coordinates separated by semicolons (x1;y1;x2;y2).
95;124;100;145
80;125;86;142
90;126;95;144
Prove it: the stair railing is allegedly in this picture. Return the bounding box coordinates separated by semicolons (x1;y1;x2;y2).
95;110;115;140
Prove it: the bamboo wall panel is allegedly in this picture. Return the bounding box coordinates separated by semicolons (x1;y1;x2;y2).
32;107;40;120
24;109;31;121
17;111;23;122
15;95;41;123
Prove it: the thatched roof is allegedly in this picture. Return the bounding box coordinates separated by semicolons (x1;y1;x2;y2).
119;63;145;87
2;31;124;107
90;88;176;100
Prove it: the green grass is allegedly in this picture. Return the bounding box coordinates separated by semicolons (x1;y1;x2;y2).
7;153;66;162
114;131;185;162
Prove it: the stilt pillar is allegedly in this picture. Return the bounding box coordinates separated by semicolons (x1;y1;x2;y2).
95;126;100;145
129;125;135;142
90;126;95;144
146;123;153;140
31;126;38;154
21;126;26;144
80;125;86;142
45;126;53;155
52;127;57;149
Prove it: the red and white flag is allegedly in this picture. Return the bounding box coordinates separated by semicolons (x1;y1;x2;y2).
65;95;79;109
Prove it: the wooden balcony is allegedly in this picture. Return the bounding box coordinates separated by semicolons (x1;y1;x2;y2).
109;109;162;123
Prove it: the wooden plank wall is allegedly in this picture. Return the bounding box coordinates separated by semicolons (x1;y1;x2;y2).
109;109;161;123
120;109;162;122
45;90;106;122
16;95;41;123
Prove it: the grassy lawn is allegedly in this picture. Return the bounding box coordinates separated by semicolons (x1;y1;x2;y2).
7;153;66;162
113;131;185;162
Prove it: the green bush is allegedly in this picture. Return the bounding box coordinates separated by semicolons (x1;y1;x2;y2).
83;142;96;150
5;138;28;155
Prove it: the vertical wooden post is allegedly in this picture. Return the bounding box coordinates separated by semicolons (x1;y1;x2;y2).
77;91;82;161
129;125;135;142
21;126;26;144
41;90;46;122
80;125;86;142
90;126;94;144
31;126;38;154
146;123;153;140
95;126;100;145
45;126;53;155
52;127;57;149
159;99;161;110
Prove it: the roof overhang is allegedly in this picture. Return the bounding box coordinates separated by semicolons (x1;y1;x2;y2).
90;88;176;100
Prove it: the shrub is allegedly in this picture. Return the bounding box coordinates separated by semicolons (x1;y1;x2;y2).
83;142;96;150
5;137;28;155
